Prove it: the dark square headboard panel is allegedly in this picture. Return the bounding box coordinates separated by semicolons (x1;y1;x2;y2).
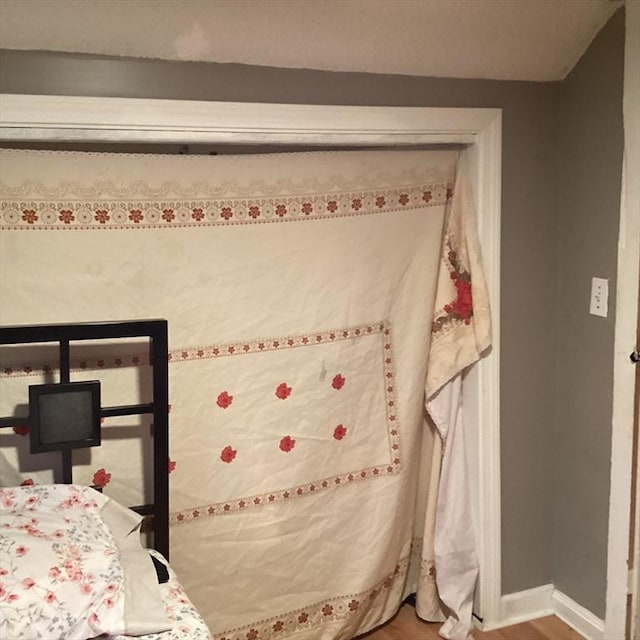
0;319;169;559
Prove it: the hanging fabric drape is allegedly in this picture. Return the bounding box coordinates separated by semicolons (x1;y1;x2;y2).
0;148;490;640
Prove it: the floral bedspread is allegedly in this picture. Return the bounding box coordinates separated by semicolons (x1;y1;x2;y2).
0;484;127;639
105;550;212;640
0;485;211;640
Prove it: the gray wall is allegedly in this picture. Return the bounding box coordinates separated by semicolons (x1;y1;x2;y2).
0;9;624;615
553;10;624;618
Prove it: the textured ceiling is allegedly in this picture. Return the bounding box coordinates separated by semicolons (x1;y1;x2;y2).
0;0;623;81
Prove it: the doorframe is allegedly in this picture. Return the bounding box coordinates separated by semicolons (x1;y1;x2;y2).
605;2;640;638
0;94;504;626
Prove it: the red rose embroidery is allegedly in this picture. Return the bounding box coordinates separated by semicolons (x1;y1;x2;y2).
301;202;313;215
326;200;338;213
444;275;473;323
422;191;433;203
351;198;362;211
168;459;176;474
220;446;237;463
162;209;175;223
192;208;205;221
216;391;233;409
279;436;296;453
12;426;29;437
399;193;409;205
220;207;232;220
333;424;347;440
92;468;112;488
275;204;287;217
275;383;292;400
248;206;260;219
375;196;386;208
331;374;345;390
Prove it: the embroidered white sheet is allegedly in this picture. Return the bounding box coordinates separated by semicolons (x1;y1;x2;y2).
0;148;490;640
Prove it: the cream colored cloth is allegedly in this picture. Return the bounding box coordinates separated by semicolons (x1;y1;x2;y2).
0;148;489;640
418;159;492;639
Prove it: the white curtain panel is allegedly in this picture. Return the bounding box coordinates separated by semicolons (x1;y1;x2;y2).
0;148;490;640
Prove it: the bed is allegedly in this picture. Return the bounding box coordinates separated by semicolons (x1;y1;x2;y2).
0;319;212;640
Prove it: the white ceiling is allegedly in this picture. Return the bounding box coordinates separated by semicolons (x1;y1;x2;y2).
0;0;623;82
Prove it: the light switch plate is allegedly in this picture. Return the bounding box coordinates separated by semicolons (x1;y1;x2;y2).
589;277;609;317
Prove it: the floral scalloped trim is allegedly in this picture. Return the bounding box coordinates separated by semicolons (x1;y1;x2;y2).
0;183;452;230
213;559;407;640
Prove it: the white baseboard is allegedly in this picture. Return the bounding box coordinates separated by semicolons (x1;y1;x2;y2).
485;585;605;639
552;590;605;640
484;583;554;629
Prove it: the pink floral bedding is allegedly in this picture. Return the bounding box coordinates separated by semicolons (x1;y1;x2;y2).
0;485;211;640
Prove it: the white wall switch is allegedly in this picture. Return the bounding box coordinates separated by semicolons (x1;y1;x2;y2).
589;277;609;317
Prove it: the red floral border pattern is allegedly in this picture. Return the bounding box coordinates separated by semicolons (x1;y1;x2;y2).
0;183;452;230
171;321;400;524
213;558;407;640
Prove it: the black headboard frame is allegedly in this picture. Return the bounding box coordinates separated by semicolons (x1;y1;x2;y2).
0;319;169;559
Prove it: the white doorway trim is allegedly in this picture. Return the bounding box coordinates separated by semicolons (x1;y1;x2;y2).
605;2;640;638
0;95;504;627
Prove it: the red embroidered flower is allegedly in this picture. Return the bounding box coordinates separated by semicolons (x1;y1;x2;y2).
248;206;260;219
375;196;386;208
275;204;287;217
12;426;29;436
298;613;309;623
326;200;338;213
22;210;38;224
331;374;345;390
92;468;112;488
168;459;176;474
279;436;296;453
272;621;284;632
333;424;347;440
192;208;205;221
348;599;359;611
444;276;473;323
322;604;333;616
446;187;454;200
94;210;110;224
246;630;258;640
301;202;313;215
129;209;143;223
59;210;75;224
351;198;362;211
162;209;175;223
20;479;34;486
422;191;433;203
220;207;232;220
399;193;409;205
275;383;292;400
216;391;233;409
220;446;237;463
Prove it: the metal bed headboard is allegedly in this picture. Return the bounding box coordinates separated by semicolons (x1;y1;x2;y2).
0;319;170;559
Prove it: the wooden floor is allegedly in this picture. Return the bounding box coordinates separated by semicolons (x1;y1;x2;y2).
359;605;584;640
